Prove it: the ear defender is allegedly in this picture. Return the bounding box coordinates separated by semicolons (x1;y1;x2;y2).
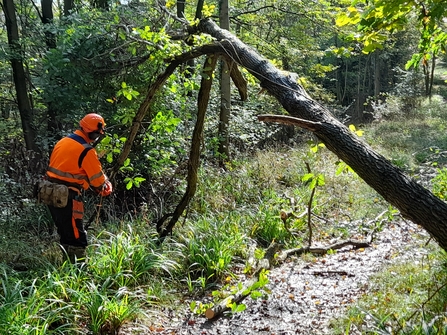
88;131;101;141
88;122;105;141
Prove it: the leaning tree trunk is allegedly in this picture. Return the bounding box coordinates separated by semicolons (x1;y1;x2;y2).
196;18;447;250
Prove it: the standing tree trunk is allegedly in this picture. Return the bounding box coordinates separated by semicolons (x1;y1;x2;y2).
428;54;436;98
2;0;38;152
157;55;218;240
423;61;430;96
41;0;56;49
40;0;62;138
195;0;205;20
92;0;108;10
177;0;185;17
374;51;381;98
218;0;230;164
334;31;343;105
196;18;447;251
354;57;363;123
64;0;74;16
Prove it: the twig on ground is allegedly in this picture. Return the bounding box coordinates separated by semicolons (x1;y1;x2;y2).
277;239;371;263
204;242;280;320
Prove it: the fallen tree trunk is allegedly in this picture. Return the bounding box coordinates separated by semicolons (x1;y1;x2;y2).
195;18;447;251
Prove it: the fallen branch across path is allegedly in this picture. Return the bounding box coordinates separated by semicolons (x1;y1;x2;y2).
277;239;371;263
311;270;354;277
204;238;371;320
204;274;259;320
204;242;280;320
276;210;385;263
204;210;382;319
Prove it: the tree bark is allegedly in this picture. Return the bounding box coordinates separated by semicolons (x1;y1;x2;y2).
157;55;218;241
40;0;62;140
218;0;231;164
196;18;447;251
41;0;56;49
3;0;38;152
64;0;74;16
195;0;205;20
92;0;108;10
429;54;436;98
374;51;381;98
177;0;186;18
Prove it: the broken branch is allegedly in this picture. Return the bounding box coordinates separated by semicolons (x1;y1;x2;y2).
277;239;371;263
205;242;280;320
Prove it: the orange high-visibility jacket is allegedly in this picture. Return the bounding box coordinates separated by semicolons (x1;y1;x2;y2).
46;130;107;191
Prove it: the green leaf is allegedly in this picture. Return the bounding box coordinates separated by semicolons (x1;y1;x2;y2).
316;174;325;187
106;152;113;163
233;304;246;313
302;173;314;182
335;7;361;27
250;290;263;299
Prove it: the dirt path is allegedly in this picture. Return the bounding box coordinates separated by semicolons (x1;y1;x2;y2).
121;221;430;335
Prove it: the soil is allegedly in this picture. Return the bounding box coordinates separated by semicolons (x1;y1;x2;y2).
120;220;430;335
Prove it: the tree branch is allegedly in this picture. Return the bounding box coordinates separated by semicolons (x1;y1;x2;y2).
258;114;320;131
157;55;218;241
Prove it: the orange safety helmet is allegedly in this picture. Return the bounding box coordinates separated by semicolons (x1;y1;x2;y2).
79;113;106;134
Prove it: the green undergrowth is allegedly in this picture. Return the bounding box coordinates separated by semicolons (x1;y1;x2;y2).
330;94;447;334
365;94;447;171
2;96;447;333
0;139;392;333
331;244;447;335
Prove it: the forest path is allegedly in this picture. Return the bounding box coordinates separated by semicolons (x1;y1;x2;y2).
120;220;430;335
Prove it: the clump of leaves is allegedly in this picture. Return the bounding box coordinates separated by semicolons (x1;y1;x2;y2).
179;216;246;285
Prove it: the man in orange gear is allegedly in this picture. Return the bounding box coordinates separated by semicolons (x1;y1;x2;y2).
46;113;113;263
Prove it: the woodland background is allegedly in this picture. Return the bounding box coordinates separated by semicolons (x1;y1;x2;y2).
2;0;447;334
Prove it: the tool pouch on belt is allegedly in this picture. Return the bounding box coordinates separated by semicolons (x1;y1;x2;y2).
35;180;69;208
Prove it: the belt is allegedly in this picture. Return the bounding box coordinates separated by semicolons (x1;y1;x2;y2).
47;177;83;191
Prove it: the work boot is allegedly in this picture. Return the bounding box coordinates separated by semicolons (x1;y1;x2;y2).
67;245;87;264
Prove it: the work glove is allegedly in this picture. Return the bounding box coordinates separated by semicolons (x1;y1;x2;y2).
100;180;113;196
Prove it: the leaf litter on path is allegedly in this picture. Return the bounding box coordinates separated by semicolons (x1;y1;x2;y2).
120;221;430;335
